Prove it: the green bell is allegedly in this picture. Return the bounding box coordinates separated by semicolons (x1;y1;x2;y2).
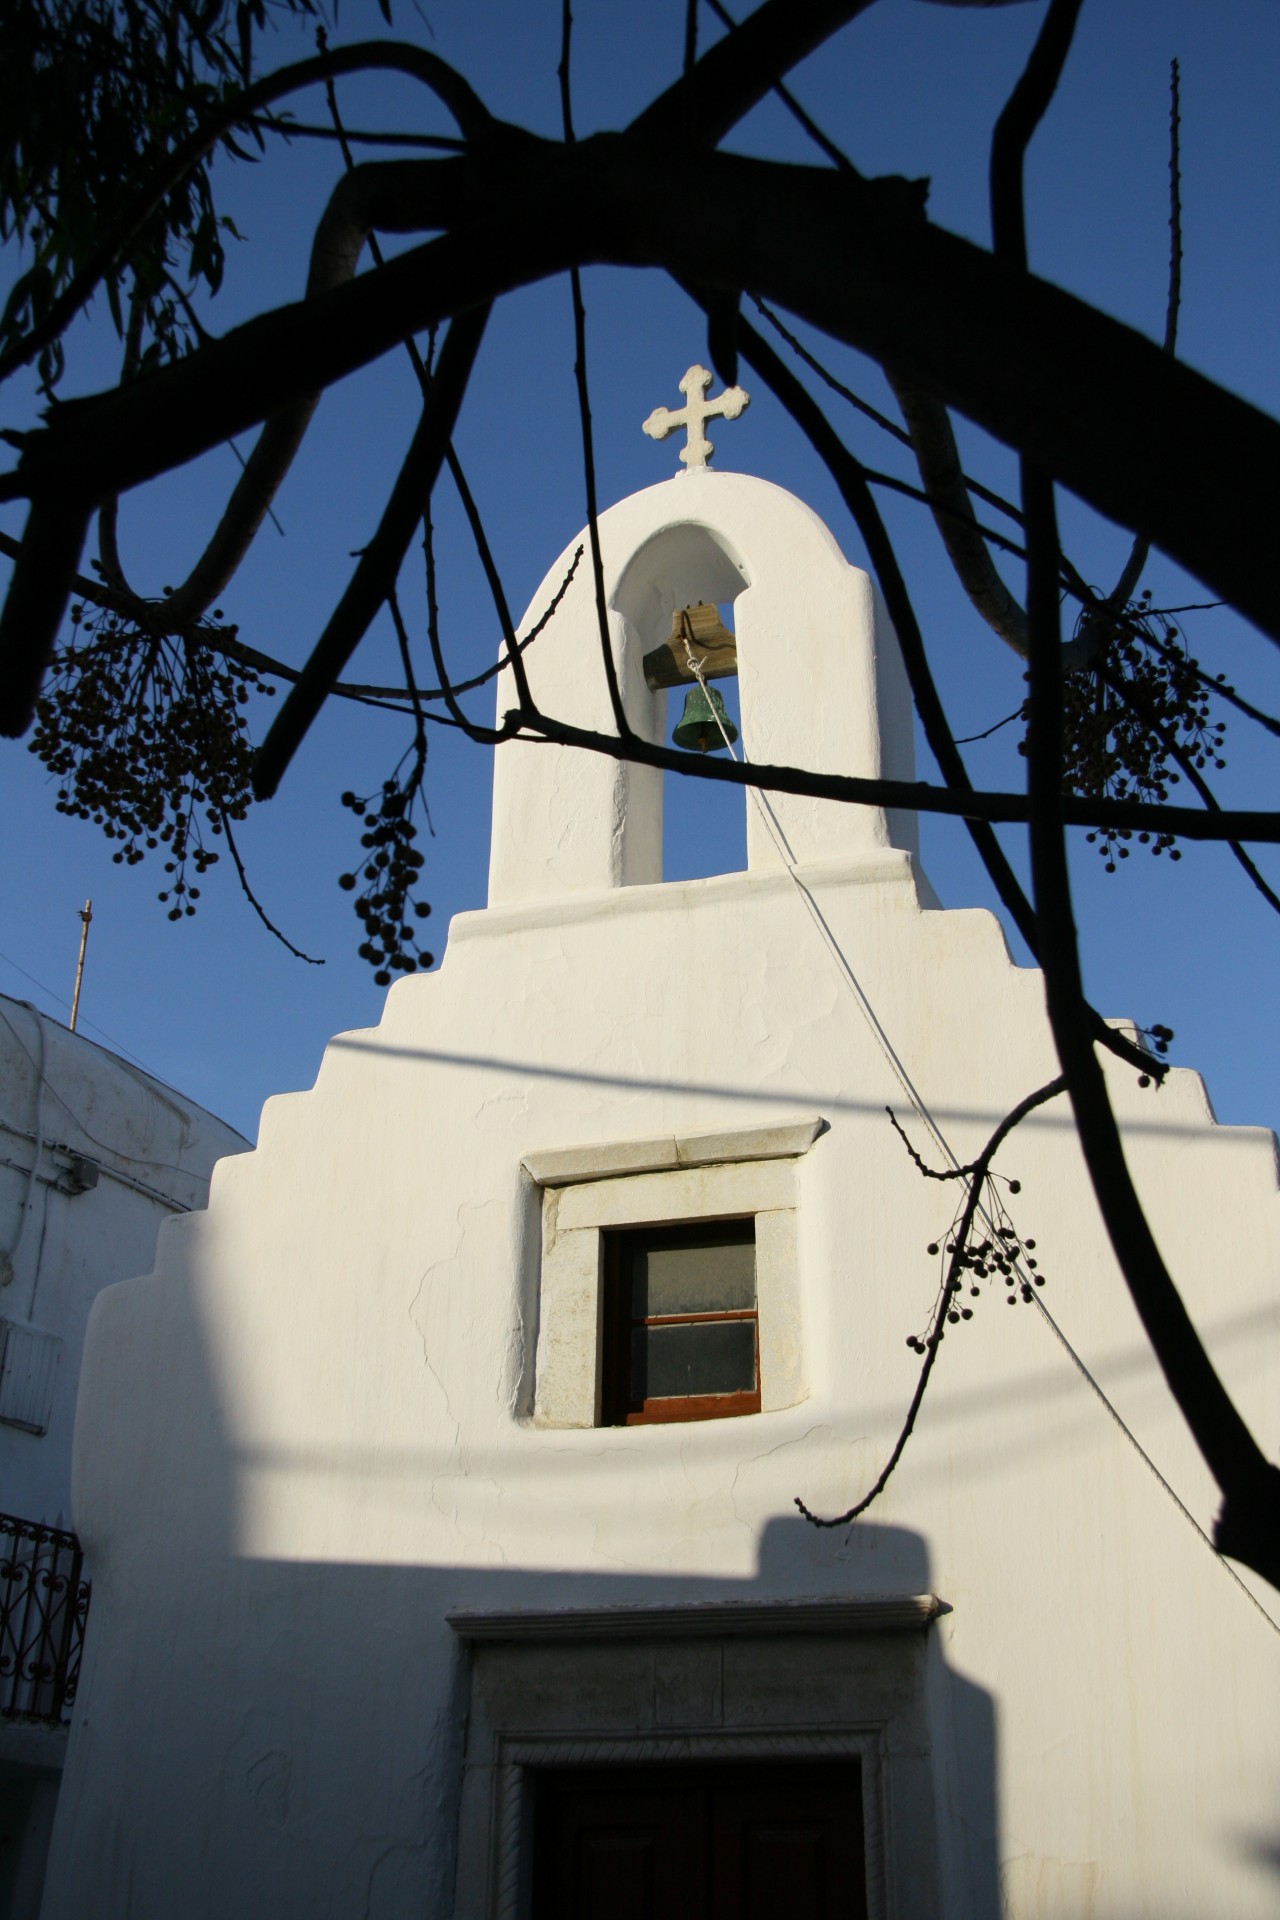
672;684;738;753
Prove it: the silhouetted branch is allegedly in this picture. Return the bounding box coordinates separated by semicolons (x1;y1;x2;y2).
632;0;876;148
1099;660;1280;917
445;446;539;717
1023;465;1280;1592
253;304;491;798
95;287;148;602
0;38;497;388
320;69;540;726
727;308;1161;1083
887;370;1030;655
6;135;1280;746
955;707;1021;745
1108;57;1182;610
419;427;507;749
0;525;577;716
556;6;628;739
988;0;1280;1592
250;115;467;153
989;0;1085;268
217;806;323;965
1143;624;1280;741
702;0;863;174
568;269;631;740
510;705;1280;844
798;1073;1067;1527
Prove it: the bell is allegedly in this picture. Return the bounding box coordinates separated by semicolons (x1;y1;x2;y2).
672;684;739;754
642;602;737;690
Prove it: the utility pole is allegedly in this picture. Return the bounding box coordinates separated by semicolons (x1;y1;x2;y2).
69;899;92;1033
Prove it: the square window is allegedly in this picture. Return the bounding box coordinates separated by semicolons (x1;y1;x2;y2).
600;1219;760;1425
525;1126;820;1429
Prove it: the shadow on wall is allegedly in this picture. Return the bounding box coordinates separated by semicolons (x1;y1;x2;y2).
48;1106;1280;1920
47;1264;1002;1920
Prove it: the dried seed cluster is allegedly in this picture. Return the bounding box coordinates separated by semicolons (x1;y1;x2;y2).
1021;594;1226;872
29;604;272;919
905;1175;1047;1355
1134;1022;1174;1088
338;778;433;986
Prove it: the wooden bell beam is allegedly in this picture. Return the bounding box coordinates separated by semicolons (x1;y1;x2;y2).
642;603;738;691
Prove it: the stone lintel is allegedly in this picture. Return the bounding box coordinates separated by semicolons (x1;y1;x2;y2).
522;1117;826;1188
446;1594;947;1641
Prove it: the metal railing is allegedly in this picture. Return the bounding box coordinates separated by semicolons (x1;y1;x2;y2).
0;1512;91;1725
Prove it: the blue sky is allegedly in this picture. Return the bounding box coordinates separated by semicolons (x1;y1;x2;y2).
2;0;1278;1144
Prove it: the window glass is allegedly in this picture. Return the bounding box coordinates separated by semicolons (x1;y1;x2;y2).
630;1229;755;1317
603;1219;759;1425
632;1320;756;1399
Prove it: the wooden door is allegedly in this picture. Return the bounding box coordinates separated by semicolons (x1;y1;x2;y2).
531;1761;867;1920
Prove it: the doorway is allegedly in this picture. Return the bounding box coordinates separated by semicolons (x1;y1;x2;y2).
530;1760;868;1920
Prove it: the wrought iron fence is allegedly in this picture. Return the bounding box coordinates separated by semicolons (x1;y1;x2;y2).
0;1512;91;1724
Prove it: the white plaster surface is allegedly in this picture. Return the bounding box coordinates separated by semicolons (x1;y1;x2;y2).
487;469;918;905
0;993;247;1527
0;995;246;1913
43;477;1280;1920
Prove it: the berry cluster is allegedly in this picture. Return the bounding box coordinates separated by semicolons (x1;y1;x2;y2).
1021;594;1226;872
905;1175;1047;1356
1134;1022;1174;1088
30;604;272;920
338;778;434;986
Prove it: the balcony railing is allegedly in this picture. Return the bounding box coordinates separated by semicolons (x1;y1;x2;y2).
0;1512;91;1725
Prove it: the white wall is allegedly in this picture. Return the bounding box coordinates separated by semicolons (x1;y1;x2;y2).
0;995;247;1526
42;477;1280;1920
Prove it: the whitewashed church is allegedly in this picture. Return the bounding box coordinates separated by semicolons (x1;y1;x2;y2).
42;376;1280;1919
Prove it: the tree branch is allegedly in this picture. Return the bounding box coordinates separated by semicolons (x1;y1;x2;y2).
217;806;323;964
1023;465;1280;1592
986;1;1280;1592
252;305;491;799
559;6;630;739
727;308;1160;1082
0;39;497;389
798;1073;1068;1527
1098;660;1280;917
632;0;878;147
6;136;1277;745
1107;57;1182;611
506;706;1280;845
886;370;1030;655
700;0;864;174
989;0;1085;268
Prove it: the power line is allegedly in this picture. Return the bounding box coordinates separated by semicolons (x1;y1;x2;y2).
682;640;1280;1639
0;943;158;1076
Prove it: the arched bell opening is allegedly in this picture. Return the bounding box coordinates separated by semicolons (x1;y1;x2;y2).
611;523;751;884
488;472;915;910
661;611;746;882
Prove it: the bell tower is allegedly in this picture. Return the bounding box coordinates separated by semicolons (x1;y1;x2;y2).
487;375;918;907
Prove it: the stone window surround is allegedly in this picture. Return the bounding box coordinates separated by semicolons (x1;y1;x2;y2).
522;1118;825;1429
448;1595;947;1920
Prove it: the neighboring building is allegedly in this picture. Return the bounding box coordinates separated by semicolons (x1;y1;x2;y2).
38;465;1280;1918
0;996;246;1920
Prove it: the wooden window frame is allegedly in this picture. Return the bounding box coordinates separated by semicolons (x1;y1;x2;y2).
600;1218;761;1427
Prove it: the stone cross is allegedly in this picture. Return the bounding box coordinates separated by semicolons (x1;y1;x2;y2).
642;364;750;470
